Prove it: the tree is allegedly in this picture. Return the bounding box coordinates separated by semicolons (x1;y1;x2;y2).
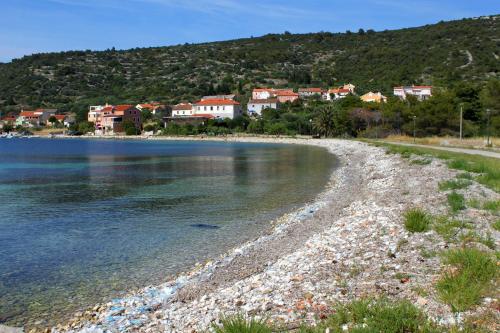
313;105;335;137
122;120;138;136
48;116;58;126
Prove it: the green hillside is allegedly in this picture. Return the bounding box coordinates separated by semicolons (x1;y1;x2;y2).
0;15;498;115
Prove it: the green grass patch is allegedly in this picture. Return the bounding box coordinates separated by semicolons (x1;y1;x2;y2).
492;219;500;231
212;315;273;333
404;208;432;233
447;192;466;212
456;172;473;180
411;158;432;165
467;198;481;209
433;216;470;242
436;248;497;312
483;200;500;214
299;298;441;333
438;179;472;191
376;144;500;192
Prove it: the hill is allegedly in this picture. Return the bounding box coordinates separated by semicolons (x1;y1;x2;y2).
0;15;498;117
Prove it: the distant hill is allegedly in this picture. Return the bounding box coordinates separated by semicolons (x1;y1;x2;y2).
0;15;498;116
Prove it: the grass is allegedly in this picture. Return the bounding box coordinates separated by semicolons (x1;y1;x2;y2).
456;172;473;180
374;143;500;192
383;135;500;150
492;219;500;231
433;216;470;242
411;158;432;165
299;298;441;333
404;208;432;233
436;248;497;312
447;192;466;213
438;179;472;191
211;315;273;333
482;200;499;214
467;198;481;209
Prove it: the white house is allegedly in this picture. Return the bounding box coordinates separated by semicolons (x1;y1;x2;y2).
247;99;279;116
323;84;356;101
172;103;194;117
193;99;242;119
393;86;432;101
361;91;387;103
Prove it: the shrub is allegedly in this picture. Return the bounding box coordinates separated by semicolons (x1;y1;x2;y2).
438;179;472;191
447;192;466;212
483;200;499;213
212;315;273;333
300;298;441;333
436;248;497;312
404;208;431;233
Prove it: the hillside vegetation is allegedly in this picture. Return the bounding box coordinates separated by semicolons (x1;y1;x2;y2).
0;15;498;117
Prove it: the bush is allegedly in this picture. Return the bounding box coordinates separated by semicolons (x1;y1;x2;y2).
436;248;497;312
300;298;441;333
447;192;466;212
438;179;472;191
212;315;273;333
404;208;431;233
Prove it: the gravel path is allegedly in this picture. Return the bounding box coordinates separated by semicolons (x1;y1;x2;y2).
383;141;500;159
32;138;499;333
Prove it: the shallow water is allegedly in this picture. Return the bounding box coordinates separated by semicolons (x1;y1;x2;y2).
0;138;335;327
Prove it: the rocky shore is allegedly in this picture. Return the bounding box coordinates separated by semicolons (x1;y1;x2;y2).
19;138;498;333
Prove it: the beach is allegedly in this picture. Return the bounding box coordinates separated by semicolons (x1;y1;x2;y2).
14;137;498;333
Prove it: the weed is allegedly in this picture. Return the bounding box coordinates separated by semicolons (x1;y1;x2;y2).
447;192;466;212
436;248;497;312
483;200;499;214
404;208;431;233
492;219;500;231
438;179;472;191
456;173;473;180
467;198;481;209
212;315;273;333
411;158;432;165
433;216;469;242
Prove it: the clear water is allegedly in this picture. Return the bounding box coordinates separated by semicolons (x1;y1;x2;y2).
0;138;335;327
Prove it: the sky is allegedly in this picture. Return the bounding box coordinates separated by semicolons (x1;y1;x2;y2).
0;0;498;62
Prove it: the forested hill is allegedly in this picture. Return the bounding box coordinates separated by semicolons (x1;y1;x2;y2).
0;15;498;114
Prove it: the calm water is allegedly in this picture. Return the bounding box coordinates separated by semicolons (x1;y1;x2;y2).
0;138;335;327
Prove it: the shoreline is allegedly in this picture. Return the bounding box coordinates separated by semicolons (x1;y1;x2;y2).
11;136;498;333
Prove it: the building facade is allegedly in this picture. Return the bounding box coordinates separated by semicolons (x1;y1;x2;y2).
193;99;242;119
361;91;387;103
171;103;194;117
247;99;279;116
393;86;432;101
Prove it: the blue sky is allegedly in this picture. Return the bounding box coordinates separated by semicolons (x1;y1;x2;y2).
0;0;498;62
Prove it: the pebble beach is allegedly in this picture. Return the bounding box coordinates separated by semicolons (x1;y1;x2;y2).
11;137;498;333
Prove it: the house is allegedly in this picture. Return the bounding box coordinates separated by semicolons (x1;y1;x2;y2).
16;111;41;127
136;102;165;115
47;114;67;126
252;88;296;100
324;84;356;101
193;99;242;119
275;90;300;103
0;115;16;129
394;86;432;101
96;105;142;134
247;99;280;116
172;103;195;117
298;88;324;98
361;92;387;103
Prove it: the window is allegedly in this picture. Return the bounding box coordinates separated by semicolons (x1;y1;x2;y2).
210;106;213;111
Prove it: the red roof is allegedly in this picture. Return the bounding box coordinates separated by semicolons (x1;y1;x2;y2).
195;99;240;106
20;111;39;117
54;115;66;120
1;116;16;121
276;91;299;97
101;106;114;112
173;103;193;111
299;88;323;93
249;99;279;104
115;105;134;111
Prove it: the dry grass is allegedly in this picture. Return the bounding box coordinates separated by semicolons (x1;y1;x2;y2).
385;135;500;150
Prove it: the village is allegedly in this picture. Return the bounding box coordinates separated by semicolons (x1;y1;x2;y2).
0;85;432;136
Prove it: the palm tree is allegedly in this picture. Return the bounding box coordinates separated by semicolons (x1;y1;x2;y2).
313;105;336;137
